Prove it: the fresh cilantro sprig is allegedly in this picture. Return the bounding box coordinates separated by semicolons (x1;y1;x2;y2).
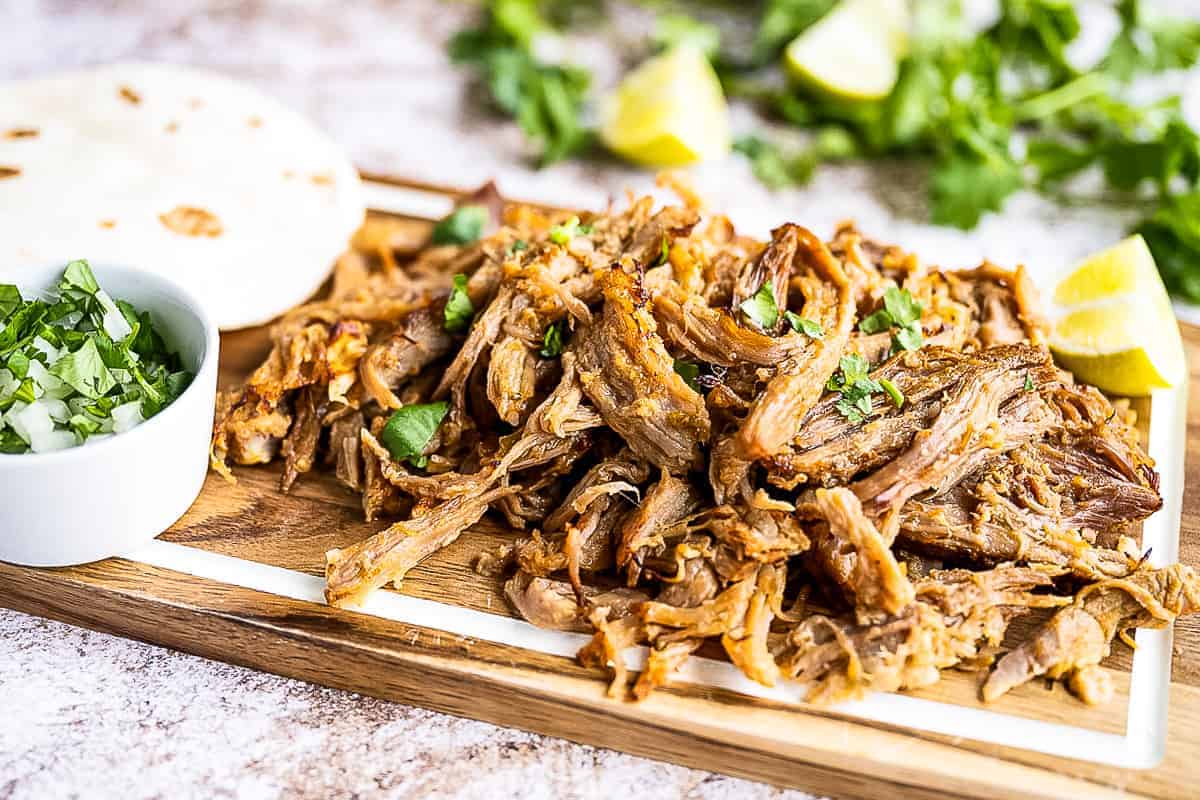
826;354;883;424
449;0;592;165
858;287;923;354
444;274;475;333
739;281;780;330
540;319;566;357
432;205;489;246
380;401;449;469
785;311;823;338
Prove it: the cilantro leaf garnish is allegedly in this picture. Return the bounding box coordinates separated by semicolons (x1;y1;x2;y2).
879;377;904;408
432;205;489;246
785;311;823;339
380;401;450;468
549;215;581;244
443;274;475;333
49;338;116;400
509;239;529;255
828;354;885;424
0;285;20;319
673;359;702;393
655;235;671;267
739;282;780;331
858;287;924;353
1024;372;1035;392
540;320;566;357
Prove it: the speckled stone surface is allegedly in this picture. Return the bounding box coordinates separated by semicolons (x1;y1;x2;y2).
2;1;1199;798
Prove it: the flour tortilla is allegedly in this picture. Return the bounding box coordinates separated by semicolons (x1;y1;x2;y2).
0;63;365;329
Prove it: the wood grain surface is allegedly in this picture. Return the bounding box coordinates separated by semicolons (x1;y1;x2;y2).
3;180;1198;800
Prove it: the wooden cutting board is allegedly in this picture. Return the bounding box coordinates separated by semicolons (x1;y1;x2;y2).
3;177;1198;800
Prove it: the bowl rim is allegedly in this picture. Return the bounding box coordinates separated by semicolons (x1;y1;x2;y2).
0;261;219;466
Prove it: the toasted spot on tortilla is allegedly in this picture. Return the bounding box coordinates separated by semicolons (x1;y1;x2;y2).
119;85;142;104
248;115;263;128
311;172;334;186
189;97;204;109
159;206;223;237
0;166;21;179
165;120;180;134
4;128;38;139
99;219;117;229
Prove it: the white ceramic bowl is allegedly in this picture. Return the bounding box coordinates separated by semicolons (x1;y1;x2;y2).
0;264;218;566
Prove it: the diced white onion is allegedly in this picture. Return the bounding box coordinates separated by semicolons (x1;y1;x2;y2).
111;400;144;433
41;397;71;422
0;368;14;397
30;428;78;453
27;359;68;399
97;290;133;341
32;336;63;363
10;400;55;443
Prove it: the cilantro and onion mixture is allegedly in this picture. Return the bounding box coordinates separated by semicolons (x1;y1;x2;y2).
0;260;193;454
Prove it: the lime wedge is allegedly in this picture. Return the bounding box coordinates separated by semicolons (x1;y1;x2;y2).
600;45;731;168
1048;235;1186;396
784;0;910;102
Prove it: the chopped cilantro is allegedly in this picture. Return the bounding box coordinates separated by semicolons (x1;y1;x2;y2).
431;205;488;246
380;401;450;468
739;282;780;331
540;320;566;357
879;377;904;408
1024;372;1035;391
509;239;529;254
0;285;19;319
827;354;885;424
549;215;581;244
858;287;924;353
655;235;671;267
0;260;194;453
673;359;702;393
785;311;824;339
443;274;475;333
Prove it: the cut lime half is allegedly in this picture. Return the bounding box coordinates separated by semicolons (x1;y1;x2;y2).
784;0;910;102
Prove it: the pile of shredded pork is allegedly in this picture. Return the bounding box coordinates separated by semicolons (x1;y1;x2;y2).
212;179;1199;707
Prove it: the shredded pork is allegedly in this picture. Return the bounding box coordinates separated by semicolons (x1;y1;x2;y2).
211;180;1188;708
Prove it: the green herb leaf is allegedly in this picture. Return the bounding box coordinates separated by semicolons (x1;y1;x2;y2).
7;350;29;380
739;282;780;331
930;154;1024;230
892;325;924;353
549;215;580;244
0;285;20;319
785;311;823;339
509;239;529;254
380;401;450;466
67;413;102;441
857;309;893;335
59;259;100;296
733;135;816;190
655;235;671;267
0;428;26;453
432;205;489;245
673;359;702;393
879;377;904;408
444;274;476;333
654;13;720;59
883;287;922;326
1024;371;1035;392
10;377;36;405
49;338;116;399
540;320;566;357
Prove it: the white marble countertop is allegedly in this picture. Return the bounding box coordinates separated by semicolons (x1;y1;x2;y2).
2;1;1198;798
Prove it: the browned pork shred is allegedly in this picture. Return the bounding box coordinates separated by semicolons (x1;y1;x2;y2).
211;182;1187;708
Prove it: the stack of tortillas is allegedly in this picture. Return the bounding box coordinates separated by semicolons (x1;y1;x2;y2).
0;63;365;329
